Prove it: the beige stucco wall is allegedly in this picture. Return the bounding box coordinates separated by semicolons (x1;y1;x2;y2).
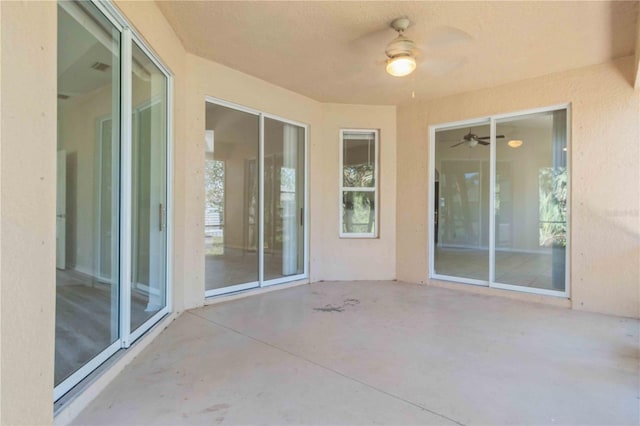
317;104;397;281
0;2;57;424
397;56;640;318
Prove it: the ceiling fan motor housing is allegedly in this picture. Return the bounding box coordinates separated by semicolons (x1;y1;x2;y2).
385;35;417;59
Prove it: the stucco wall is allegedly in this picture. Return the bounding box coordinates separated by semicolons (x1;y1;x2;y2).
397;57;640;318
0;2;57;424
317;104;397;281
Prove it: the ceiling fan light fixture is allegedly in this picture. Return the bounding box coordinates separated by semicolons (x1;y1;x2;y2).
386;55;416;77
508;139;523;148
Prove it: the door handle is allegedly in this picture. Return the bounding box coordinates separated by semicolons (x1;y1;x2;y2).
300;207;304;227
159;203;163;232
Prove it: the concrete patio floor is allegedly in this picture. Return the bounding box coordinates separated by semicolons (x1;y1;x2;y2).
73;281;639;425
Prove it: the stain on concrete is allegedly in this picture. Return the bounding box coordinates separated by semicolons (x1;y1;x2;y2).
204;403;230;413
314;298;360;312
314;304;344;312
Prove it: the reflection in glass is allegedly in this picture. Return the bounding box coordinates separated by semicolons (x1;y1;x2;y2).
433;125;490;281
130;42;168;332
55;1;120;386
264;118;305;280
495;110;567;291
204;104;260;290
343;132;375;188
343;191;375;234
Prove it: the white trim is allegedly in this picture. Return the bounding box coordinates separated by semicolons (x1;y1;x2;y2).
428;105;571;299
205;96;261;117
491;281;568;298
119;27;133;349
262;273;306;287
564;104;572;300
128;307;170;343
53;340;120;401
437;244;550;255
205;281;260;298
339;128;379;238
431;274;488;287
430;117;492;133
259;115;265;284
490;103;571;121
262;112;307;129
428;125;436;278
165;70;175;316
99;1;172;78
303;123;309;278
489;118;496;283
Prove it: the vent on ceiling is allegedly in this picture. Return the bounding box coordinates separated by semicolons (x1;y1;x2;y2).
90;61;110;72
57;94;70;100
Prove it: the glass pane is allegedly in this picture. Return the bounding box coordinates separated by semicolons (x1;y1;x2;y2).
130;42;168;331
342;191;376;234
264;118;305;281
55;1;120;386
433;124;490;281
205;103;260;290
495;110;567;291
343;131;375;188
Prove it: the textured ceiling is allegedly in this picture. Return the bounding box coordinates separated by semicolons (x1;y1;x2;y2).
157;1;638;106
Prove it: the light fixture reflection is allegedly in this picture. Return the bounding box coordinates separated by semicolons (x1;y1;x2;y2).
386;55;416;77
507;139;523;148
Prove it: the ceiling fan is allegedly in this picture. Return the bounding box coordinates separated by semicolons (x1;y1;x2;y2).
450;131;505;148
385;18;418;77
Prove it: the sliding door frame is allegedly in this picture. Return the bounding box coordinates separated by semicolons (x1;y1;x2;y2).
203;97;309;297
54;0;173;401
428;103;571;299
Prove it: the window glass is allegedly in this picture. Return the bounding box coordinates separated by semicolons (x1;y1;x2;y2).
341;130;378;237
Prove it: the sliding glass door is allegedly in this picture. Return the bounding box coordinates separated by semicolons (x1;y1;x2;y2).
56;0;121;391
204;103;260;294
130;42;168;334
430;106;569;296
433;123;490;283
55;0;171;401
204;100;307;297
263;118;306;282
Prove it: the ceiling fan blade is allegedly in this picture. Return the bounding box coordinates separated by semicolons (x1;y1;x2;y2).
477;135;506;140
349;25;395;56
496;135;505;139
419;56;467;77
478;141;490;146
450;141;466;148
424;26;474;49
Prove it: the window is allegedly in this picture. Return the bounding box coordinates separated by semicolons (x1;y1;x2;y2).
340;129;378;238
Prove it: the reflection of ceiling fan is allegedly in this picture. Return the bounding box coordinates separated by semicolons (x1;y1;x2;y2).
450;131;505;148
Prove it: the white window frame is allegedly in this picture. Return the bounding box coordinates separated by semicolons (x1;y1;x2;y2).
428;103;571;299
54;0;174;402
339;129;379;238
